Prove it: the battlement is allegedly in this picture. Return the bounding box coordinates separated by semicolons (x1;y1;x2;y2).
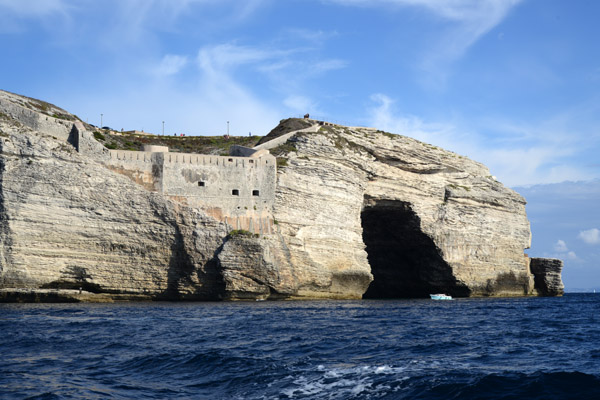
110;150;155;162
70;124;277;234
102;143;277;235
108;149;274;168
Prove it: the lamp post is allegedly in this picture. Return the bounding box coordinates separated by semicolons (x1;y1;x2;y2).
100;113;103;127
162;121;165;136
227;121;230;136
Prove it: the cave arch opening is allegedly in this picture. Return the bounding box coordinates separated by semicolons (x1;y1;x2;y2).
361;198;468;299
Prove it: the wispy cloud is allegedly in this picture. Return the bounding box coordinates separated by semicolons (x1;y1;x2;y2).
0;0;267;45
579;229;600;245
367;94;456;141
366;93;596;186
153;54;188;76
549;240;578;260
0;0;72;32
313;59;348;74
0;0;70;17
284;28;340;44
327;0;522;86
283;95;319;115
554;240;568;252
197;43;285;72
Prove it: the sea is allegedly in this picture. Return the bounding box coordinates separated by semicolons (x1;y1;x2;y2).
1;293;600;399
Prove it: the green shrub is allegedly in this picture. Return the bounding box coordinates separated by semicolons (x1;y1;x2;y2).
93;131;105;141
276;157;288;168
105;143;117;150
52;113;74;121
229;229;259;238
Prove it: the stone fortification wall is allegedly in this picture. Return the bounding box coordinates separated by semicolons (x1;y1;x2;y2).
69;122;110;158
0;96;74;140
143;145;168;152
106;149;159;192
161;151;276;234
103;146;276;235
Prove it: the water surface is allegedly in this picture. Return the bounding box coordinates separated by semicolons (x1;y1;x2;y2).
2;294;599;399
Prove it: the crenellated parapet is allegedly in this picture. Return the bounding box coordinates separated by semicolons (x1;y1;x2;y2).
69;122;277;235
102;144;277;235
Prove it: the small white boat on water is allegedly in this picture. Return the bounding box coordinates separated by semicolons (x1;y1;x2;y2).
430;293;452;300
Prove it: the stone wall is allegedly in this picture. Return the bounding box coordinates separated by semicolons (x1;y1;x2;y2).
160;151;276;234
69;122;110;158
0;95;74;141
100;144;276;235
105;149;159;192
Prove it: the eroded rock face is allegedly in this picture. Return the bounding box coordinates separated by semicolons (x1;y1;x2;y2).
530;258;565;296
361;199;469;298
0;91;228;300
270;124;535;298
0;91;563;301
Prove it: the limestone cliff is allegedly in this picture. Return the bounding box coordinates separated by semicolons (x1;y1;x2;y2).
0;90;563;301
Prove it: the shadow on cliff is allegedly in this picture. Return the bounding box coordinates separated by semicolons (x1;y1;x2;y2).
361;198;470;299
157;219;225;301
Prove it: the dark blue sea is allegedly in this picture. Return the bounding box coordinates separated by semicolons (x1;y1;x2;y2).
2;294;600;399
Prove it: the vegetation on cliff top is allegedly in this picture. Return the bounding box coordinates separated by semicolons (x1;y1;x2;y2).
2;89;79;122
93;130;262;155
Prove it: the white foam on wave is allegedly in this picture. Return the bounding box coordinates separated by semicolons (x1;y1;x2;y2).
281;364;408;398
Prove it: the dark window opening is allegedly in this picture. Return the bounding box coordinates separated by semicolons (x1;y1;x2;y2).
252;190;260;196
228;158;233;162
249;160;254;164
198;181;205;187
232;189;239;196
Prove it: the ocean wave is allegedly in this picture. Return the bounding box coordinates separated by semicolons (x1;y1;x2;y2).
3;294;600;399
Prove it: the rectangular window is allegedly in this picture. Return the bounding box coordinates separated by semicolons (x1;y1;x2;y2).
252;190;260;196
228;158;233;162
198;181;205;187
249;160;254;164
232;189;239;196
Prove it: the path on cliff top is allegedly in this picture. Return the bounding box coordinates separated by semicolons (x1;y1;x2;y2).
253;124;320;151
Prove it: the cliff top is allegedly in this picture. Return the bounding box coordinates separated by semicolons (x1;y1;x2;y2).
91;130;261;155
256;118;314;146
0;89;79;123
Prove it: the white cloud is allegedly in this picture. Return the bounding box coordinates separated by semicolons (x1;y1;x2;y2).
328;0;521;35
546;240;578;261
554;240;568;253
0;0;69;16
0;0;71;32
365;93;597;186
285;28;339;44
367;94;455;142
328;0;522;86
579;228;600;245
312;59;348;74
153;54;188;76
284;95;318;115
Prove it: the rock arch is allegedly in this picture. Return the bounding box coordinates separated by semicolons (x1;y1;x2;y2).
361;198;469;298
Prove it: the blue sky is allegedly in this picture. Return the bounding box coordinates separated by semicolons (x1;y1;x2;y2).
1;0;599;290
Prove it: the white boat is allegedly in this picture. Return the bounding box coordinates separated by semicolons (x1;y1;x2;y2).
430;293;452;300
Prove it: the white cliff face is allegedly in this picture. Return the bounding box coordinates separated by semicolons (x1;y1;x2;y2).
0;91;559;301
0;91;229;300
268;124;534;298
